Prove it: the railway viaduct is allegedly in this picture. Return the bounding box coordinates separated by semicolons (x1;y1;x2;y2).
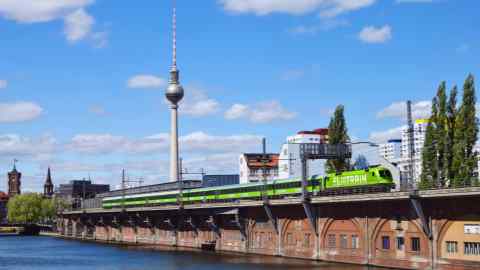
59;187;480;270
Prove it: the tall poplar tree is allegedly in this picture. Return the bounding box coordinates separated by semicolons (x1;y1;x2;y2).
420;98;438;189
435;82;448;187
444;86;457;184
452;74;478;187
325;105;350;173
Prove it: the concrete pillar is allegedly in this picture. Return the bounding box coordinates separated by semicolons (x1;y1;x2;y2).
169;105;180;182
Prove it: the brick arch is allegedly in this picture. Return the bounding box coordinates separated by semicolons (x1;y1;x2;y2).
320;218;364;248
320;218;365;264
248;219;278;255
371;218;429;264
281;218;315;258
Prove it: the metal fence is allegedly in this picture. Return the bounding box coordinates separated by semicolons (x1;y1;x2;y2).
96;180;202;198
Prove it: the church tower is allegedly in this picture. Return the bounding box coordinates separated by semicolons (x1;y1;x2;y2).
8;160;21;197
44;167;54;198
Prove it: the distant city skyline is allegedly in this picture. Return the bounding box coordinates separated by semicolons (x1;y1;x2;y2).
0;0;478;191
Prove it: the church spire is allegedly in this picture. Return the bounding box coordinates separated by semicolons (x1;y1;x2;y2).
44;167;54;198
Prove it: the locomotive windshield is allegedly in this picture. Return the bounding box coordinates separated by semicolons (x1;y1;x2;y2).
379;170;392;180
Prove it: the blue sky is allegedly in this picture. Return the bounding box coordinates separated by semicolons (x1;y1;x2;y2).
0;0;478;191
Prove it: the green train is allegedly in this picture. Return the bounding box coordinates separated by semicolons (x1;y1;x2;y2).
102;166;394;209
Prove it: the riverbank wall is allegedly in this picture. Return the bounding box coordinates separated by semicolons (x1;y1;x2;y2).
58;188;480;270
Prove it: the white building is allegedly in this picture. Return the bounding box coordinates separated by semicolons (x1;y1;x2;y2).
239;153;279;184
278;129;328;180
378;139;402;161
397;119;429;183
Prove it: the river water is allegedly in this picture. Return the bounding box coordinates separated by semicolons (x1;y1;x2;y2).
0;236;390;270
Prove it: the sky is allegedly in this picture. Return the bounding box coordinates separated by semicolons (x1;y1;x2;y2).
0;0;478;192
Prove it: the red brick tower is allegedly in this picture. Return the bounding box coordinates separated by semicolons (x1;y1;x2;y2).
8;161;21;197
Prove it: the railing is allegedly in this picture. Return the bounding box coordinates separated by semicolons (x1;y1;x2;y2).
96;180;202;198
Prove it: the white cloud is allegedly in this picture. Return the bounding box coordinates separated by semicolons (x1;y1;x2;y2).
219;0;375;17
358;25;392;44
127;75;166;89
67;132;262;155
0;134;57;160
377;100;431;120
0;0;94;23
225;101;297;123
64;8;94;42
68;134;128;154
0;102;43;123
180;132;262;152
369;125;406;143
180;88;220;117
0;80;7;89
225;104;250;120
0;1;105;45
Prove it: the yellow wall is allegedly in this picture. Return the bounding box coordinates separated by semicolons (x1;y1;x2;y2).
441;221;480;262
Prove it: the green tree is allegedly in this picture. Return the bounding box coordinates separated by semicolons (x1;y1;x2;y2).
435;82;448;187
353;154;369;170
7;193;44;224
444;86;457;185
6;194;67;224
452;74;478;187
420;98;438;189
325;105;350;173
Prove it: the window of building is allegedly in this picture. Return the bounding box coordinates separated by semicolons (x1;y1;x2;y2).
328;234;336;248
446;241;458;254
397;237;404;250
411;237;421;252
303;233;311;248
464;242;480;256
382;236;390;250
340;234;348;249
287;233;294;246
352;235;359;249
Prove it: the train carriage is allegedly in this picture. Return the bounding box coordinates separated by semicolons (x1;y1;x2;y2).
101;166;394;209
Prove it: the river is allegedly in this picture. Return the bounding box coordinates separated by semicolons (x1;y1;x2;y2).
0;236;391;270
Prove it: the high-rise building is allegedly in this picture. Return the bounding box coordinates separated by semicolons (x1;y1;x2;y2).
43;167;54;198
7;162;21;197
378;139;402;161
397;119;429;182
278;129;329;180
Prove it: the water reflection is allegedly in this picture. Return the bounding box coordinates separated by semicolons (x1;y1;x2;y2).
0;237;392;270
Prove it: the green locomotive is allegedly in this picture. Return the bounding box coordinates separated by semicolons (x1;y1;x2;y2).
102;166;394;209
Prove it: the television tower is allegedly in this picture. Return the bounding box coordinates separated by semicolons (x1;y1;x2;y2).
165;0;184;182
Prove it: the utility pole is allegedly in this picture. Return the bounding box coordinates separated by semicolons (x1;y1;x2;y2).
261;138;269;203
121;169;126;211
407;101;415;190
